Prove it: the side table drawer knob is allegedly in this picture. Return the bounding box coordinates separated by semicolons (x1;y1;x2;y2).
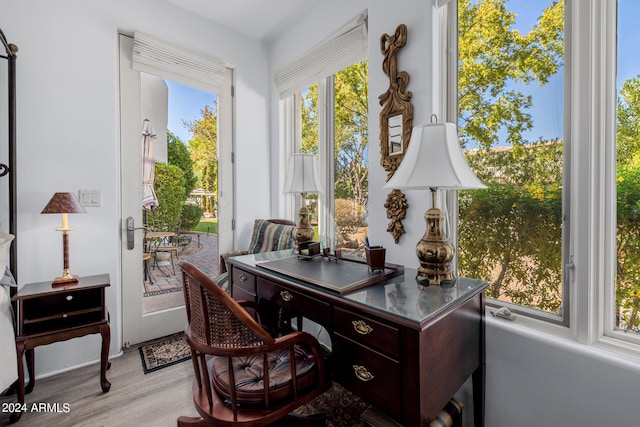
66;295;73;301
239;273;247;282
352;320;373;335
62;313;68;318
280;290;293;302
353;364;374;382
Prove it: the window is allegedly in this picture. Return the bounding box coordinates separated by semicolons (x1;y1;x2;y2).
455;0;567;321
451;0;640;350
293;61;369;257
276;12;368;257
614;0;640;335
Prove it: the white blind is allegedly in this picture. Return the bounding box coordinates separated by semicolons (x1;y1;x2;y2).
274;11;368;99
132;32;226;94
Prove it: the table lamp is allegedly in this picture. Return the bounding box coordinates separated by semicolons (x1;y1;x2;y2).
41;192;87;286
384;122;485;286
284;153;322;249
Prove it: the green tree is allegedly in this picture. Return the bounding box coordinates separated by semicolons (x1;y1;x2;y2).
457;0;565;312
147;162;186;231
458;0;564;150
334;60;369;208
617;76;640;167
187;104;218;212
301;84;319;155
615;75;640;332
167;130;197;197
300;60;369;214
460;143;563;311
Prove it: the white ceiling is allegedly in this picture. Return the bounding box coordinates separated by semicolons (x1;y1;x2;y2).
165;0;317;41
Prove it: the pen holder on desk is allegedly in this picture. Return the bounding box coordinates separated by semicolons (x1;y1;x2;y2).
365;246;386;272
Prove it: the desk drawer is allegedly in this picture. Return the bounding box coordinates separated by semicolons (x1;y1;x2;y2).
333;334;402;421
232;268;256;299
334;306;399;358
257;278;330;327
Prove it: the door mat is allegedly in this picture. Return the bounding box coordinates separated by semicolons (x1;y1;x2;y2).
143;287;183;297
138;333;191;374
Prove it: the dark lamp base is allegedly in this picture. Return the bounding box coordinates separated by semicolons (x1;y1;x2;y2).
52;275;79;287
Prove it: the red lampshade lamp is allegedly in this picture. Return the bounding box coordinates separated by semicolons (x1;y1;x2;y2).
41;192;87;286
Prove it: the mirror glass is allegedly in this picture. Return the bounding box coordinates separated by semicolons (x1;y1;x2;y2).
388;114;403;156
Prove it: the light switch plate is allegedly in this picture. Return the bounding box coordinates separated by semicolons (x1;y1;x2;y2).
79;189;101;207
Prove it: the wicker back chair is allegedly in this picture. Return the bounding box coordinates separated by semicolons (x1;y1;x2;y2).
177;261;329;427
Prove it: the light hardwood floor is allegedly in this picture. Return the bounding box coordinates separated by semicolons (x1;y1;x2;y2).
0;347;199;427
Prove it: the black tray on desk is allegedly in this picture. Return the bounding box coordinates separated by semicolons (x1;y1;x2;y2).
256;255;403;294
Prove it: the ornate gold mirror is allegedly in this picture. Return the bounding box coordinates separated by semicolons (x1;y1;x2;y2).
379;24;412;243
387;114;404;156
379;23;413;180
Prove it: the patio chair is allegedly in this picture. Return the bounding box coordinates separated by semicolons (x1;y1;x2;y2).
146;222;179;276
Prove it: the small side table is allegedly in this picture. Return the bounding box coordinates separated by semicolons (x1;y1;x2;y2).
10;274;111;422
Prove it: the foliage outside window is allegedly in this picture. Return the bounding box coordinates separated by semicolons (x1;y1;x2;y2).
168;130;197;197
297;60;368;256
456;0;566;315
147;162;186;231
148;102;218;233
188;103;219;214
615;0;640;333
457;0;640;336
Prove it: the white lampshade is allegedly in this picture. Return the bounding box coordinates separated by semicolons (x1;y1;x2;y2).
285;153;322;194
384;122;485;190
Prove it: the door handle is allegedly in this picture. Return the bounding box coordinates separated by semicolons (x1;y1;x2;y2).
126;217;146;250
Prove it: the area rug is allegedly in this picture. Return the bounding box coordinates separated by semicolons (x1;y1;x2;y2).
138;334;370;424
138;333;191;374
294;382;370;427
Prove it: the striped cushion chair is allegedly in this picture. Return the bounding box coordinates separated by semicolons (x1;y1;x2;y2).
217;219;296;288
246;219;296;254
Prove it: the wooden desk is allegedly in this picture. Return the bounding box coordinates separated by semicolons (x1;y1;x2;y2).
10;275;111;422
229;251;487;427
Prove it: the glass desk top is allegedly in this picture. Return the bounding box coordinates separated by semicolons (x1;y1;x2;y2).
230;250;487;324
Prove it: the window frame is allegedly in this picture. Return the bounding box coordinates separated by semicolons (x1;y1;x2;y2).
447;0;635;348
284;75;341;250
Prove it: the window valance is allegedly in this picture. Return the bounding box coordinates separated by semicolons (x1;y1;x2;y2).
274;11;368;99
132;31;225;94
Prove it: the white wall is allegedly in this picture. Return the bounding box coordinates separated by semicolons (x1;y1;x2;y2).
2;0;271;376
485;317;640;426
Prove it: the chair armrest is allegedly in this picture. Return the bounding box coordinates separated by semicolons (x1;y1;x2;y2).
219;250;249;274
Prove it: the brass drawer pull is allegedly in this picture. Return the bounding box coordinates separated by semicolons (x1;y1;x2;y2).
352;320;373;335
238;273;247;282
62;313;68;318
280;290;293;302
353;365;374;382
